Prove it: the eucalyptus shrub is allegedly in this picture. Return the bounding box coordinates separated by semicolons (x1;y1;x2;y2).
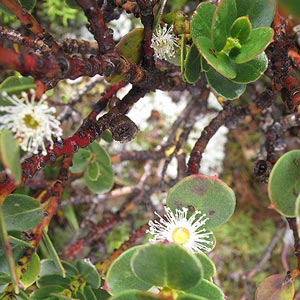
0;0;300;299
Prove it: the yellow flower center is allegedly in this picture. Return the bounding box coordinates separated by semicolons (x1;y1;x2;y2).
23;114;39;129
172;227;190;245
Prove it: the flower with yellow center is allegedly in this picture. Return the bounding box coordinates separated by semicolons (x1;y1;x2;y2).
151;24;179;60
0;89;62;155
147;207;214;254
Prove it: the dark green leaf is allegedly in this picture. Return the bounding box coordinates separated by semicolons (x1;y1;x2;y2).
65;0;80;9
167;174;236;228
37;274;71;288
211;0;237;51
18;0;36;11
268;150;300;217
230;27;273;64
106;246;152;295
236;0;276;27
205;66;246;99
31;285;65;299
184;44;202;83
62;205;79;231
40;259;78;277
131;243;202;290
232;52;268;83
191;2;216;40
0;129;22;185
230;16;252;43
2;194;44;231
77;259;101;289
194;37;236;79
82;286;97;300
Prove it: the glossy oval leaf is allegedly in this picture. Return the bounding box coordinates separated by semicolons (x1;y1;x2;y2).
20;252;40;290
83;286;97;300
232;52;268;83
211;0;237;52
195;253;216;281
255;274;294;300
131;243;203;290
230;27;273;64
106;246;152;295
236;0;276;27
184;44;201;83
191;2;216;40
186;279;224;300
205;66;246;99
230;16;252;43
167;174;236;228
109;290;169;300
2;194;44;231
268;150;300;217
0;129;22;185
194;37;236;79
84;142;114;194
77;259;101;289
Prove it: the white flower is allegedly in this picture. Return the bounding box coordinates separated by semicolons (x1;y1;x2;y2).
0;89;62;156
151;24;179;60
147;206;214;254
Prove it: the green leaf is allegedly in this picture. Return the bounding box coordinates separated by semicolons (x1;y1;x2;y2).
191;2;216;40
295;194;300;217
65;0;80;9
0;129;22;185
106;246;152;295
69;148;90;173
278;0;300;19
177;295;209;300
230;27;273;64
20;252;40;290
82;286;97;300
186;279;224;300
18;0;36;11
77;259;101;289
106;28;144;83
0;272;11;285
232;52;268;83
230;16;252;43
184;44;201;83
37;274;71;288
211;0;237;51
236;0;276;27
0;76;35;96
108;290;169;300
131;243;202;290
167;174;236;228
2;194;44;231
268;150;300;217
84;142;114;194
31;285;65;300
194;37;237;79
255;274;294;300
86;161;100;181
195;253;216;281
41;229;66;278
205;66;246;99
62;205;79;231
40;259;78;277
